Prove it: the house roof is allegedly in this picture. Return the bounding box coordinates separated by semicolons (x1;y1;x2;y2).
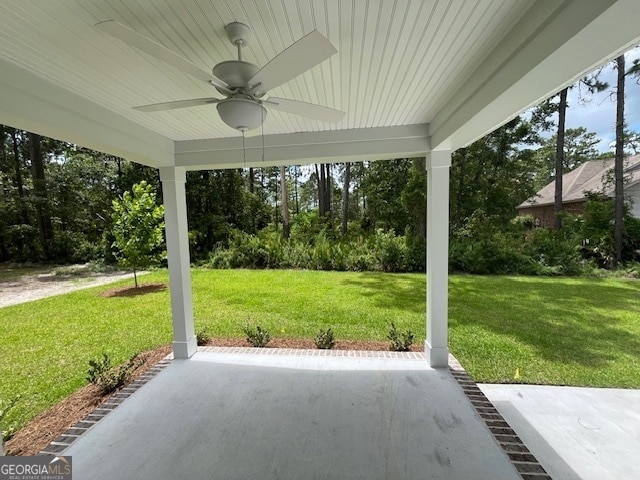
1;1;640;170
517;154;640;209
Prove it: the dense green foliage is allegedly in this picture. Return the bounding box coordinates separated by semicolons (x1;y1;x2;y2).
2;270;640;439
111;181;165;286
1;106;639;275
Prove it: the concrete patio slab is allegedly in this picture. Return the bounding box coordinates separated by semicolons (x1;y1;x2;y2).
63;350;521;480
480;384;640;480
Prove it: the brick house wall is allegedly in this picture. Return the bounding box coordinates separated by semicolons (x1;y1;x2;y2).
517;201;586;228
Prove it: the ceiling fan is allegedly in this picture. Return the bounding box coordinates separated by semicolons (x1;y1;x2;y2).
95;20;345;132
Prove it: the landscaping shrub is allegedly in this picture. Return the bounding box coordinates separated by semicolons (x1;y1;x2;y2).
450;218;538;275
314;328;336;349
243;325;271;347
1;396;20;442
86;352;142;395
387;322;415;352
196;327;212;346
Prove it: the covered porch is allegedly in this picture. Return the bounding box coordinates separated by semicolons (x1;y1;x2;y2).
62;348;525;479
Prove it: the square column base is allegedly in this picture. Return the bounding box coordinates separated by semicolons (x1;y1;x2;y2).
173;336;198;359
425;341;449;368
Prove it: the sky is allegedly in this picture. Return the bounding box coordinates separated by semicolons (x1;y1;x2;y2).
556;47;640;152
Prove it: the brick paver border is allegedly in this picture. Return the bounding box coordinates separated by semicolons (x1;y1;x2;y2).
39;358;172;456
39;347;552;480
448;355;552;480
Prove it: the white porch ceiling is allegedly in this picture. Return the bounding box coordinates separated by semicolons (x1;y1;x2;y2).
1;0;639;169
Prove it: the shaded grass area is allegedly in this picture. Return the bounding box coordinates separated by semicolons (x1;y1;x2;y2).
449;275;640;388
1;269;640;439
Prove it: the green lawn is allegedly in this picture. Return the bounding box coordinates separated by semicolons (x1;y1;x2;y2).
1;269;640;439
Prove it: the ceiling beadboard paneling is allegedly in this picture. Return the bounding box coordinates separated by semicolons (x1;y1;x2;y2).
0;0;534;141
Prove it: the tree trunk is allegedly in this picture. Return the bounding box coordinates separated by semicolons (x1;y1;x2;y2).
613;54;625;267
248;167;255;194
11;130;29;225
293;167;300;215
273;168;279;229
29;132;54;259
323;164;332;217
341;162;351;236
554;87;568;229
414;157;427;239
279;165;290;239
317;163;326;216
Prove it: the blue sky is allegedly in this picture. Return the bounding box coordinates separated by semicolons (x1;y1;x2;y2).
560;47;640;152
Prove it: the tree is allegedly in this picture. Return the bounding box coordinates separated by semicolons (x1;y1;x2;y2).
554;87;568;229
400;158;427;239
532;127;600;186
450;116;539;227
532;74;607;229
361;159;411;232
314;163;333;218
279;165;290;238
341;162;351;236
28;133;55;259
111;181;165;288
613;54;625;267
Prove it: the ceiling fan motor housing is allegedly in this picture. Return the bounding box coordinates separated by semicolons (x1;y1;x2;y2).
211;60;259;95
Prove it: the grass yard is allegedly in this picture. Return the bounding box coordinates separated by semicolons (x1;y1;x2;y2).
449;275;640;388
1;269;640;439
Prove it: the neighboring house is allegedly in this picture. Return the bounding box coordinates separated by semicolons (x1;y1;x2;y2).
517;154;640;227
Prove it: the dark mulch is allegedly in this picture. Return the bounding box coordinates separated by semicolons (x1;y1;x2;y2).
99;283;167;297
207;337;423;352
4;345;172;456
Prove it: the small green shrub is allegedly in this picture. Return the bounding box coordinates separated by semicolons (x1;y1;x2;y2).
387;322;415;352
242;325;271;347
196;327;212;346
86;352;142;395
314;328;336;349
1;395;21;442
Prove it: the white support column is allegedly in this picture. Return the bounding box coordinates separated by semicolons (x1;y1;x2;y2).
159;166;197;359
425;150;452;367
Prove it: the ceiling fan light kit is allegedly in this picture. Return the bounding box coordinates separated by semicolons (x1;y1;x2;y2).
217;97;266;132
96;20;345;132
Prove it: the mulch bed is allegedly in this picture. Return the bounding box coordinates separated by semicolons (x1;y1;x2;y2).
98;283;167;297
208;337;423;352
4;338;420;456
4;345;172;456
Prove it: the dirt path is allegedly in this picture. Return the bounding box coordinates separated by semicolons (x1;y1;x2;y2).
0;266;147;308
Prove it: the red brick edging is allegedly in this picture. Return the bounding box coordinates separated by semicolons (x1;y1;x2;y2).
448;357;553;480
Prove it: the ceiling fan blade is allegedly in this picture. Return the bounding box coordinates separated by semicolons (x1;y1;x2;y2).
133;98;222;112
266;97;345;123
250;30;336;91
95;20;229;90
